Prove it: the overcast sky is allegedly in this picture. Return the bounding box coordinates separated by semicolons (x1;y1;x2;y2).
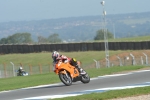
0;0;150;22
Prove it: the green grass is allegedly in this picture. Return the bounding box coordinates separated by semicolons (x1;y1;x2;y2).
109;35;150;42
0;51;126;67
93;35;150;42
86;65;145;78
0;72;60;91
54;86;150;100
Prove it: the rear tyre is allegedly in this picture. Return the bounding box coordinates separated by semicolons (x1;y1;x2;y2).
59;71;72;86
81;73;90;84
17;73;20;76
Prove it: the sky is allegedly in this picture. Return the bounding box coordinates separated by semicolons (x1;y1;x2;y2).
0;0;150;22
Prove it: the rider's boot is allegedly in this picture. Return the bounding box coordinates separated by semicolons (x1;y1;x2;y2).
79;68;86;75
76;65;86;75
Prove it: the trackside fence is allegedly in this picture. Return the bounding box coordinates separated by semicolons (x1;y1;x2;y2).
0;63;53;78
93;57;150;68
0;41;150;54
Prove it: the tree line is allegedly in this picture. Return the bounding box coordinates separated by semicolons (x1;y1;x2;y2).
0;30;113;44
0;33;62;44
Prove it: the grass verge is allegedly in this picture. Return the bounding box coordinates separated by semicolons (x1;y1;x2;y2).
54;86;150;100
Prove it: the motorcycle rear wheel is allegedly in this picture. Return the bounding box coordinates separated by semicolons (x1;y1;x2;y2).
81;73;90;83
59;71;72;86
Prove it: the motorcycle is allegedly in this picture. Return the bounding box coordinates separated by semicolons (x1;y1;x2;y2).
17;70;29;76
54;59;90;86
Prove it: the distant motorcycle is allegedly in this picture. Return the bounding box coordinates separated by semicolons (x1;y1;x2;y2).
17;70;29;76
54;59;90;86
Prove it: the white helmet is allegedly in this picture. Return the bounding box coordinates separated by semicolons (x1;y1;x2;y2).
19;67;23;70
52;51;59;60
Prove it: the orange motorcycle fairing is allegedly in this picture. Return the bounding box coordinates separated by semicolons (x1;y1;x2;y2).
55;60;80;79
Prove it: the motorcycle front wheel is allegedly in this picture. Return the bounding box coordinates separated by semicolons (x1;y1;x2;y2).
59;71;72;86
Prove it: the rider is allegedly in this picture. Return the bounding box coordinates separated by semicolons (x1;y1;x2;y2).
18;66;24;75
52;51;86;75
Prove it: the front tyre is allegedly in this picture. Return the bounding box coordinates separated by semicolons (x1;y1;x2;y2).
59;71;72;86
81;73;90;84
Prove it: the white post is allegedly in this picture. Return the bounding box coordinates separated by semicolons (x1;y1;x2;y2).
93;59;98;68
141;56;143;65
143;53;148;65
117;56;123;66
10;62;15;77
101;0;110;67
93;59;100;68
130;53;136;65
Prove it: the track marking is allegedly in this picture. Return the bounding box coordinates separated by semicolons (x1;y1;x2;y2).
16;82;150;100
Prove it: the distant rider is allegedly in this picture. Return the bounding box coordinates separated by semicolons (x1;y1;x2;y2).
52;51;86;75
18;66;24;75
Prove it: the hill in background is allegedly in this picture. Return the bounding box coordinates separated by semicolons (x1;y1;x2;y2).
0;12;150;42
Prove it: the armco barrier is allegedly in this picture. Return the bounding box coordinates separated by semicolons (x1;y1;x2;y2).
119;42;127;50
0;41;150;54
93;42;101;50
141;41;149;49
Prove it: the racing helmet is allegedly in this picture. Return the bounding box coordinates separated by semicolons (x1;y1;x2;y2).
52;51;59;60
19;67;23;70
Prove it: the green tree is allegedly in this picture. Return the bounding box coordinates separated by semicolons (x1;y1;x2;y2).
94;29;114;40
48;33;62;43
0;33;33;44
0;38;7;44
